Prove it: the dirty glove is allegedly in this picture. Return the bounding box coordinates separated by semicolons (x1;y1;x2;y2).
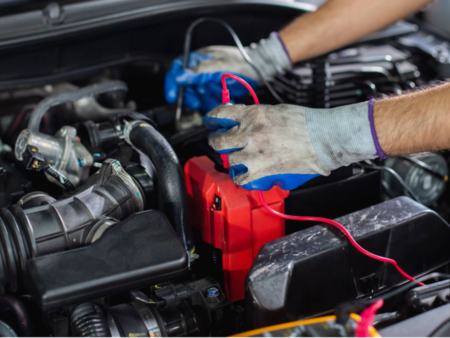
204;102;381;191
165;32;291;112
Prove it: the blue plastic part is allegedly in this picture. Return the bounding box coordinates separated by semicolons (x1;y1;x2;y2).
208;287;220;297
165;52;258;112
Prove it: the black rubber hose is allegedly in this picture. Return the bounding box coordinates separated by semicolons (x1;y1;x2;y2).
0;295;32;337
125;120;194;252
70;303;110;337
0;320;17;337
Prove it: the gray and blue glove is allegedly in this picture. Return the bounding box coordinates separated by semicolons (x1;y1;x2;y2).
165;32;291;112
204;102;381;191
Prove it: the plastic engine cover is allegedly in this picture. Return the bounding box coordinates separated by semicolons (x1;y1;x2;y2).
26;210;188;311
245;197;450;329
184;156;289;301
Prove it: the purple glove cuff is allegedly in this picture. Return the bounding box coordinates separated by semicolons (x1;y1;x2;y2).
273;32;293;67
368;98;387;160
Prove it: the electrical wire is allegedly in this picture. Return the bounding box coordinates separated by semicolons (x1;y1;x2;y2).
333;273;450;332
258;190;424;286
44;164;75;191
357;161;422;203
365;273;450;305
220;72;424;287
401;155;448;182
176;17;284;126
355;299;384;337
221;73;259;105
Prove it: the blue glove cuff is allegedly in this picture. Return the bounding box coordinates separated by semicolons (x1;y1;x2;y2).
239;172;320;191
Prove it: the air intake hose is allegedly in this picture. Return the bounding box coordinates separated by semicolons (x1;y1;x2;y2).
70;303;110;337
124;120;193;252
0;159;144;294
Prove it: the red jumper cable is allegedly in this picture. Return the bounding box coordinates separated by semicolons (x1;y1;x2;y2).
355;299;384;337
219;73;425;287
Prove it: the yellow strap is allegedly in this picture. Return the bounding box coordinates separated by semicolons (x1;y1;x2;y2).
231;313;380;337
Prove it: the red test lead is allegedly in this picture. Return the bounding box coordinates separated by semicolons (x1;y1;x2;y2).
219;72;425;287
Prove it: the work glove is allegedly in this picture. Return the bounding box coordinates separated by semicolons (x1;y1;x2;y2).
165;32;291;112
204;101;382;191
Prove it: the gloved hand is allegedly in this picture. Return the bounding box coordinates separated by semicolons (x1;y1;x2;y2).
204;102;381;191
165;32;291;112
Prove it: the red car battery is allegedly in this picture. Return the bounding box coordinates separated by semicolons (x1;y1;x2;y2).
184;156;289;301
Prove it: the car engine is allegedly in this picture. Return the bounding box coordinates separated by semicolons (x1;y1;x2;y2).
0;1;449;336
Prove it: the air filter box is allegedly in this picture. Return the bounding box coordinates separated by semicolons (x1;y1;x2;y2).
245;197;450;329
27;210;188;311
184;156;289;301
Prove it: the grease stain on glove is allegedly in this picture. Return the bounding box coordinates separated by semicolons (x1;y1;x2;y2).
204;101;379;191
204;104;326;191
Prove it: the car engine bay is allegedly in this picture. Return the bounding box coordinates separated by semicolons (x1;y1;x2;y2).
0;1;450;336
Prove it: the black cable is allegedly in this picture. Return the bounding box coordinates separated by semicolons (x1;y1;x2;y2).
429;317;450;337
334;273;450;327
364;272;450;305
401;156;448;182
44;165;75;192
176;17;284;124
0;295;32;337
357;161;421;203
21;144;75;191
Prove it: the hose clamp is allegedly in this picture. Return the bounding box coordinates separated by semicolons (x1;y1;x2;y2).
123;120;151;145
130;301;162;337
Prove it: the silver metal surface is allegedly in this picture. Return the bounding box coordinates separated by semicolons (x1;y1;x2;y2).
15;126;94;188
130;301;162;337
18;158;145;257
15;129;63;163
0;0;319;47
398;32;450;78
108;159;145;212
88;218;119;243
107;311;122;337
73;96;133;121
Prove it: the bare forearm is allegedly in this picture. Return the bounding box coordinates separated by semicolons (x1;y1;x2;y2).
279;0;432;63
374;82;450;156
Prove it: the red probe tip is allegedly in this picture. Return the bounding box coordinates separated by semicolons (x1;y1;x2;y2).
222;89;230;104
221;154;230;168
